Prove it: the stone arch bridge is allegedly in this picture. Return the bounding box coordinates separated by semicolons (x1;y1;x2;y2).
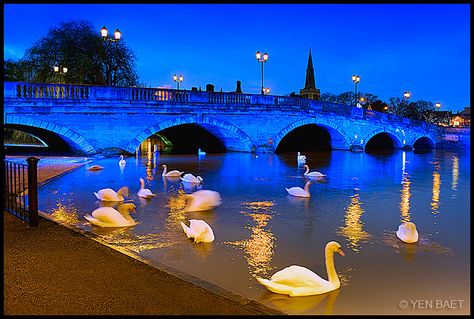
4;82;442;155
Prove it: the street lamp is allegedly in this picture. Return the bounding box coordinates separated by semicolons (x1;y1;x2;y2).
53;65;68;83
403;91;411;99
256;51;269;94
352;75;360;96
435;102;441;109
173;74;184;90
100;26;121;42
263;87;270;95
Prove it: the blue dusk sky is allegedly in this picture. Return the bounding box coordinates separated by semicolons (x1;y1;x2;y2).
3;3;470;112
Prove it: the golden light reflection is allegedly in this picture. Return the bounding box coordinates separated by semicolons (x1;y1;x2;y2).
224;201;276;276
400;172;411;223
451;155;459;191
431;163;441;215
146;146;154;181
337;190;370;252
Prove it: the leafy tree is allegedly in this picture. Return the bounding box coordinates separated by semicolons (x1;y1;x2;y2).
5;20;139;86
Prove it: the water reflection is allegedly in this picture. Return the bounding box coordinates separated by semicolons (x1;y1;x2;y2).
400;172;411;223
259;288;340;315
431;162;441;216
337;188;370;252
225;201;276;276
451;155;459;192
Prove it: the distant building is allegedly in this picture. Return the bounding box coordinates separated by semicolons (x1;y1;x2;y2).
451;107;470;127
299;48;321;100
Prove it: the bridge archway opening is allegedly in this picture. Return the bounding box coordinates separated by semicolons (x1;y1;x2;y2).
4;124;83;155
144;124;226;154
413;137;435;152
365;132;398;152
275;124;331;153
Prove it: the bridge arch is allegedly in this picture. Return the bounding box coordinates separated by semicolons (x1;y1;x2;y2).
411;135;436;150
363;128;404;150
4;115;97;154
125;115;254;153
273;117;352;151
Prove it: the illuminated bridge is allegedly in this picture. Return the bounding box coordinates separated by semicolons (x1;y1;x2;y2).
4;81;445;155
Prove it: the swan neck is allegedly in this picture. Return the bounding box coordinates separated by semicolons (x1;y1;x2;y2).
162;165;167;176
304;166;309;174
140;179;145;189
325;248;340;285
304;182;311;193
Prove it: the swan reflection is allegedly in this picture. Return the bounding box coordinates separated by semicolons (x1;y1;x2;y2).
259;288;340;315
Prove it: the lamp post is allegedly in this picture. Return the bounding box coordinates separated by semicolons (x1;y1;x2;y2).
173;74;184;90
403;91;411;100
100;26;121;86
256;51;269;95
53;65;68;84
352;75;360;97
435;102;441;109
263;87;270;95
100;26;121;42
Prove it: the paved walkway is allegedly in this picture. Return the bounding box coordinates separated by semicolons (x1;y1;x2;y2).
3;156;284;315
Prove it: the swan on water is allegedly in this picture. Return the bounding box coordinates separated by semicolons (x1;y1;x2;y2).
84;203;137;228
303;165;325;178
119;155;126;166
162;164;184;177
256;241;345;297
184;190;222;212
94;186;129;202
181;173;204;184
286;181;312;198
297;152;307;165
396;222;419;243
180;219;215;243
137;178;157;198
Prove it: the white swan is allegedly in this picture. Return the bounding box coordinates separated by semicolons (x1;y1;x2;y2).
94;186;129;202
256;241;345;297
180;219;215;243
137;178;157;198
303;165;325;178
198;148;206;155
162;164;184;177
87;165;104;171
396;222;419;243
286;181;312;198
84;203;137;228
184;190;222;212
119;155;126;167
297;152;306;164
181;173;204;184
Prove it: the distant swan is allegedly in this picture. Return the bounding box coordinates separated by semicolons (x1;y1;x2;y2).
184;190;222;212
84;203;137;228
94;186;129;202
180;219;215;243
119;155;126;166
396;222;419;243
162;164;184;177
303;165;325;178
297;152;306;165
87;165;104;171
286;181;312;198
256;241;345;297
198;148;206;155
138;178;156;198
181;173;204;184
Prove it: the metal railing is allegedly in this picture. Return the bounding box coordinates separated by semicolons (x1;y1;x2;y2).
4;157;39;227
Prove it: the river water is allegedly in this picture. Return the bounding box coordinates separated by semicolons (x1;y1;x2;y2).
38;149;470;315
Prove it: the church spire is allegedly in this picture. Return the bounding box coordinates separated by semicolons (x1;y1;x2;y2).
304;48;316;89
300;47;320;100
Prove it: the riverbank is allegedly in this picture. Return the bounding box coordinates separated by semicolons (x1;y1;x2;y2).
3;156;282;315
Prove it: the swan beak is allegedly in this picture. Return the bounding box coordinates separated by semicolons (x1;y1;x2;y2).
337;248;345;256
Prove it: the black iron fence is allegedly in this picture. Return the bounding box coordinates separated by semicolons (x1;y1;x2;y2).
4;157;39;227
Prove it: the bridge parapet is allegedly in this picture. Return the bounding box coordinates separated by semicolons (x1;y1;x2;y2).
4;81;438;132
